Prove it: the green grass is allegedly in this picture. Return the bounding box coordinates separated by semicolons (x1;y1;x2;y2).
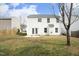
0;35;79;56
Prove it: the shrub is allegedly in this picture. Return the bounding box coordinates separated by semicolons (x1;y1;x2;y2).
61;32;66;36
17;32;27;36
16;29;27;36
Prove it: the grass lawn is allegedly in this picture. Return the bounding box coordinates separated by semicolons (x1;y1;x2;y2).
0;35;79;56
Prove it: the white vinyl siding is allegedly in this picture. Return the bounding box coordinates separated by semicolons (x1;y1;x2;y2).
27;17;61;36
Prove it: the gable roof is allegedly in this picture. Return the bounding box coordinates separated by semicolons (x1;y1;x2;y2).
27;14;60;18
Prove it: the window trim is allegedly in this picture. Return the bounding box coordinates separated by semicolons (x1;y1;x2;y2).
44;28;47;33
32;28;38;34
55;28;58;33
47;18;50;23
32;28;34;34
36;28;38;34
38;18;42;22
56;19;59;23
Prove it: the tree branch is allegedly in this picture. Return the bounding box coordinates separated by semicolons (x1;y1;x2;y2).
70;16;79;25
64;9;69;19
52;4;63;22
68;3;73;29
61;3;67;30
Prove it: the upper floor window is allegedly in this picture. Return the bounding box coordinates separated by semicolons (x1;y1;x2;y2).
55;28;58;33
47;18;50;23
38;18;42;22
56;19;59;23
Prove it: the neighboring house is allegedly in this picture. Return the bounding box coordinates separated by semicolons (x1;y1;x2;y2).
0;17;20;35
0;18;11;30
26;15;61;36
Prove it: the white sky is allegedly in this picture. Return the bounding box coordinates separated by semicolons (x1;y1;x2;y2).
0;4;39;18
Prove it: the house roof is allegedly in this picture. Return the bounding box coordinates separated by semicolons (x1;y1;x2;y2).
27;14;60;18
0;18;11;20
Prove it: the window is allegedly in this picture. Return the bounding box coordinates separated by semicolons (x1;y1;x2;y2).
55;28;58;33
32;28;38;34
32;28;34;34
44;28;47;33
36;28;38;34
56;19;59;23
38;18;42;22
47;18;50;23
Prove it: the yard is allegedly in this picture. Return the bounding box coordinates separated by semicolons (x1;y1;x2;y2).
0;35;79;56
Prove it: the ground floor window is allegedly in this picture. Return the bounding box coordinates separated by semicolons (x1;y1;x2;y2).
32;28;34;34
32;28;38;34
55;28;58;33
44;28;47;33
36;28;38;34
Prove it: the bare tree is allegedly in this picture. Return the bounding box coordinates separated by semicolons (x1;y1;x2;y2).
53;3;79;46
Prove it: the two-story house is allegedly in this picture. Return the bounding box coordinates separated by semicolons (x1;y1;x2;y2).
26;15;61;36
